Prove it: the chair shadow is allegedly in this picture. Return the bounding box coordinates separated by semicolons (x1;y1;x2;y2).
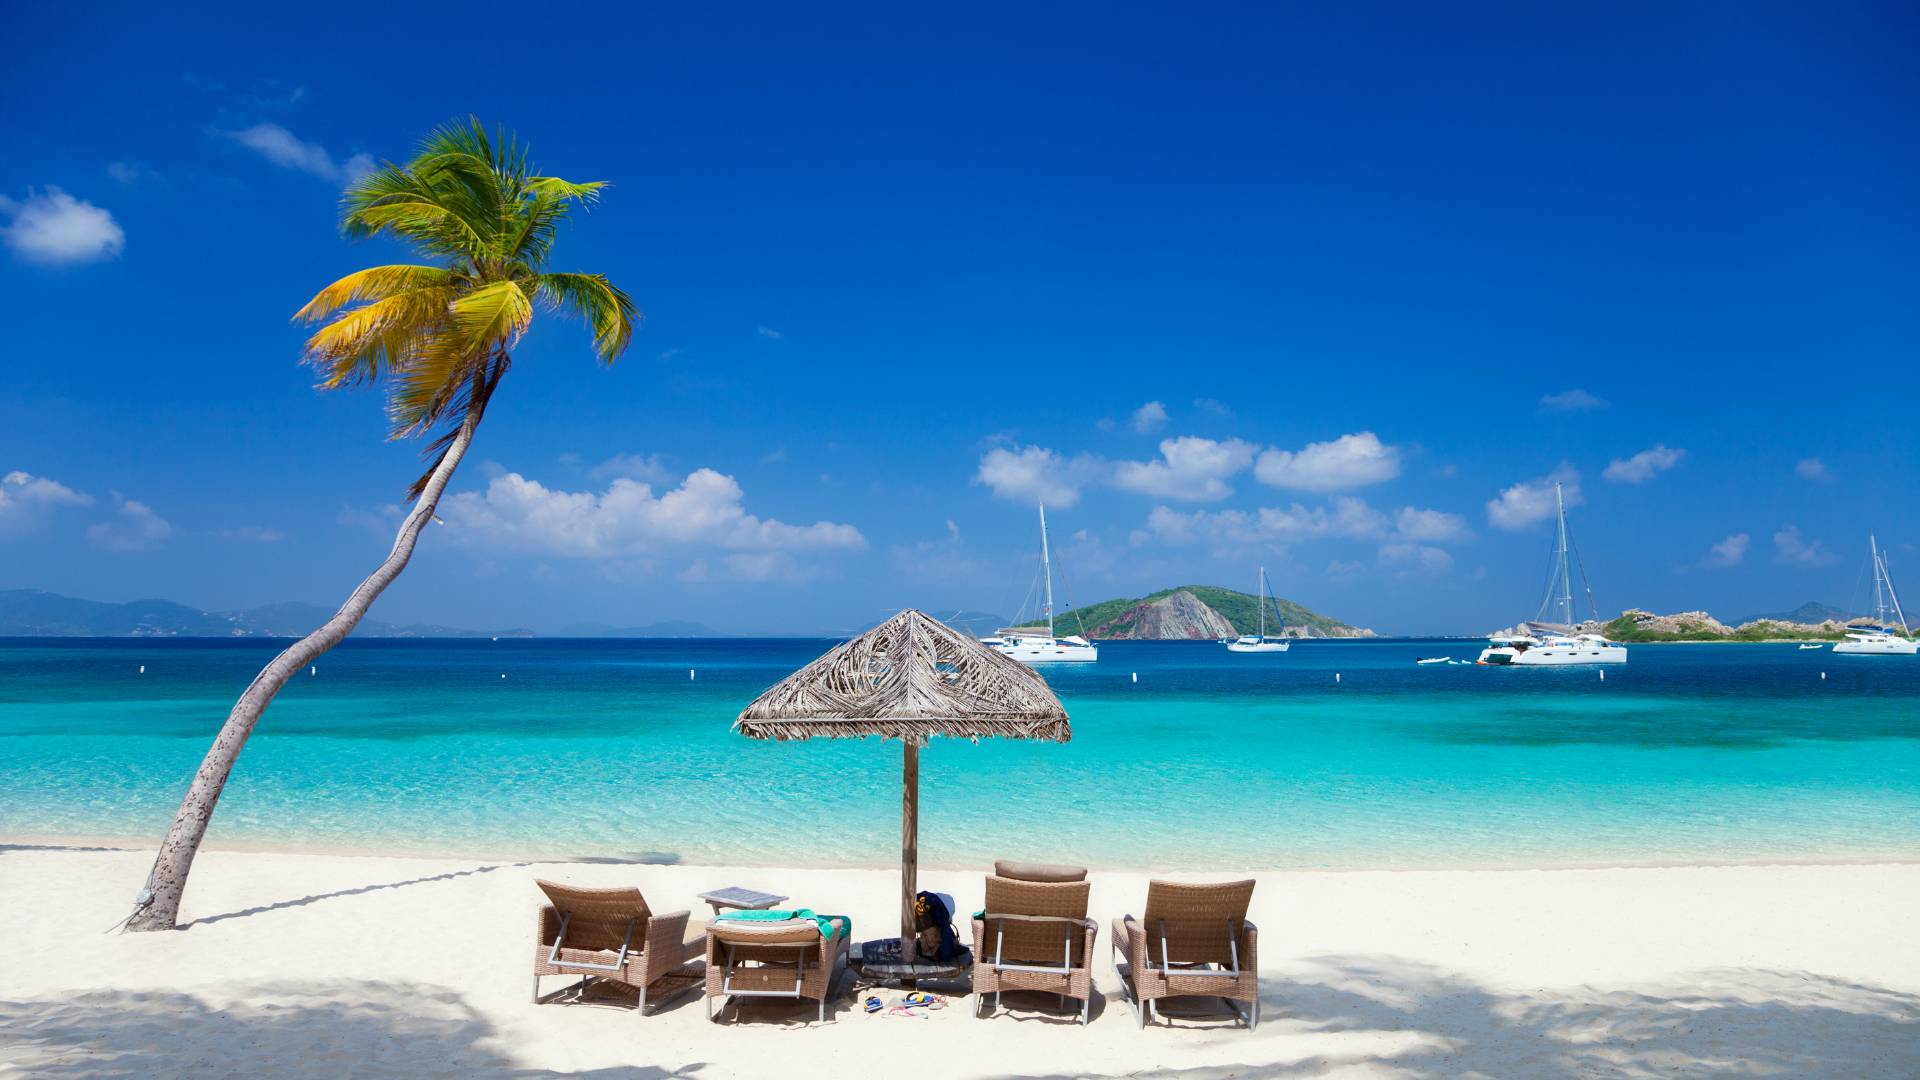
0;842;134;854
186;862;529;928
975;988;1107;1025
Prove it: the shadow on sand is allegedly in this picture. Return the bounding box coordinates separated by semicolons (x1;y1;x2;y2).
0;982;706;1079
994;955;1920;1079
187;863;528;928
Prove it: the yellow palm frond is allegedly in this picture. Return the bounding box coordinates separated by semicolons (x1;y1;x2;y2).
301;287;456;388
385;329;478;438
448;280;533;357
294;265;455;324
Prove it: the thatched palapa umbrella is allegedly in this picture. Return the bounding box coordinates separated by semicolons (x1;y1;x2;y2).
735;609;1070;961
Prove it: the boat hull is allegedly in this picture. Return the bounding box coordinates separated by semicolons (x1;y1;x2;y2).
1832;637;1919;655
1226;641;1290;653
1478;643;1627;665
985;639;1099;664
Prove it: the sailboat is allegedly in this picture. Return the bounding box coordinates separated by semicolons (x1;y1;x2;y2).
1225;567;1291;653
1477;483;1626;666
978;502;1098;664
1832;535;1917;655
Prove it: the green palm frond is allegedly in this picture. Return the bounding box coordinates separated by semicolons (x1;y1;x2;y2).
536;272;638;363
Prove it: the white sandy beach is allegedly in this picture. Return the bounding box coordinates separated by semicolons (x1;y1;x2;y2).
2;846;1917;1078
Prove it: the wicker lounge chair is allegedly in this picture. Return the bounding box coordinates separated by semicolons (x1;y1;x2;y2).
532;880;704;1016
971;860;1097;1023
1111;879;1259;1030
705;915;851;1023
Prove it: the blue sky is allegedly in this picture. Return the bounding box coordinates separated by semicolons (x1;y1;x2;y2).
2;2;1917;635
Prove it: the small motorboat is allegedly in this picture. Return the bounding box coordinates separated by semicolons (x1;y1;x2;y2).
1799;643;1825;650
1415;656;1451;665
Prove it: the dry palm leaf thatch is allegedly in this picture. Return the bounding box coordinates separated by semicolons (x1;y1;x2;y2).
736;609;1069;743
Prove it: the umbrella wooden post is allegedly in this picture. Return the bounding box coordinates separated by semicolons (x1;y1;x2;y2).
899;738;919;965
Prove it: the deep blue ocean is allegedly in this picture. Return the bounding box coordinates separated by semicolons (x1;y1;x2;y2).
2;637;1917;869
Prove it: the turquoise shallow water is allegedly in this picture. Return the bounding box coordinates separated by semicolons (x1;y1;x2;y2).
3;638;1918;869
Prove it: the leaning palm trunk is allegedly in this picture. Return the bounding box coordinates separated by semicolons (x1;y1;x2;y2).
124;120;637;930
126;409;480;931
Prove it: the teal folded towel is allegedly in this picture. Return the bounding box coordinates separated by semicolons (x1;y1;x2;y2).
715;907;847;941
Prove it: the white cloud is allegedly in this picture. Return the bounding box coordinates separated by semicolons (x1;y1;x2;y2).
1394;506;1470;542
106;161;159;185
1704;532;1750;568
439;468;865;562
1539;388;1608;412
1773;524;1834;566
218;525;286;543
220;123;374;182
0;188;125;264
1603;444;1685;485
757;326;782;340
1795;458;1831;482
1486;466;1582;531
1379;542;1454;575
590;452;673;483
87;494;172;552
1193;398;1232;417
1129;400;1168;434
1254;432;1401;492
0;469;93;531
1135;496;1388;550
1325;559;1366;580
1111;436;1255;502
974;444;1100;508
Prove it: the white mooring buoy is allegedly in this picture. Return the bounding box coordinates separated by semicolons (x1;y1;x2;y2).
1821;671;1827;681
1599;669;1605;682
139;665;145;674
690;669;696;681
1131;671;1138;683
1335;672;1342;684
310;666;317;677
500;673;507;679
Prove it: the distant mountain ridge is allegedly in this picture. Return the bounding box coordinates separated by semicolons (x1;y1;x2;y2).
1736;601;1858;626
1047;586;1371;640
0;590;531;638
554;620;721;638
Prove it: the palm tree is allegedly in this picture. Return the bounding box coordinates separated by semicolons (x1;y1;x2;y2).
126;120;637;931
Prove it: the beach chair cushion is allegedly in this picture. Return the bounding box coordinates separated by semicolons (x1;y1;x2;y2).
993;860;1088;883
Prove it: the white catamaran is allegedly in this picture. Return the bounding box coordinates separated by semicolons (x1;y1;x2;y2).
1478;482;1627;666
1225;566;1291;653
979;502;1098;664
1833;535;1917;656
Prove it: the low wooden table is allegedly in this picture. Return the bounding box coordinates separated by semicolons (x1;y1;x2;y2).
847;937;973;987
697;886;788;917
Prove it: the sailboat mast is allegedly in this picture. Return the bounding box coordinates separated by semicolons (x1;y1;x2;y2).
1554;483;1574;626
1257;566;1266;638
1039;501;1055;636
1871;534;1887;626
1871;534;1909;634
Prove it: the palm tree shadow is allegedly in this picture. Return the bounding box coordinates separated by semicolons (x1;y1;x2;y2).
991;956;1920;1079
1269;956;1920;1078
186;863;528;928
0;982;708;1078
